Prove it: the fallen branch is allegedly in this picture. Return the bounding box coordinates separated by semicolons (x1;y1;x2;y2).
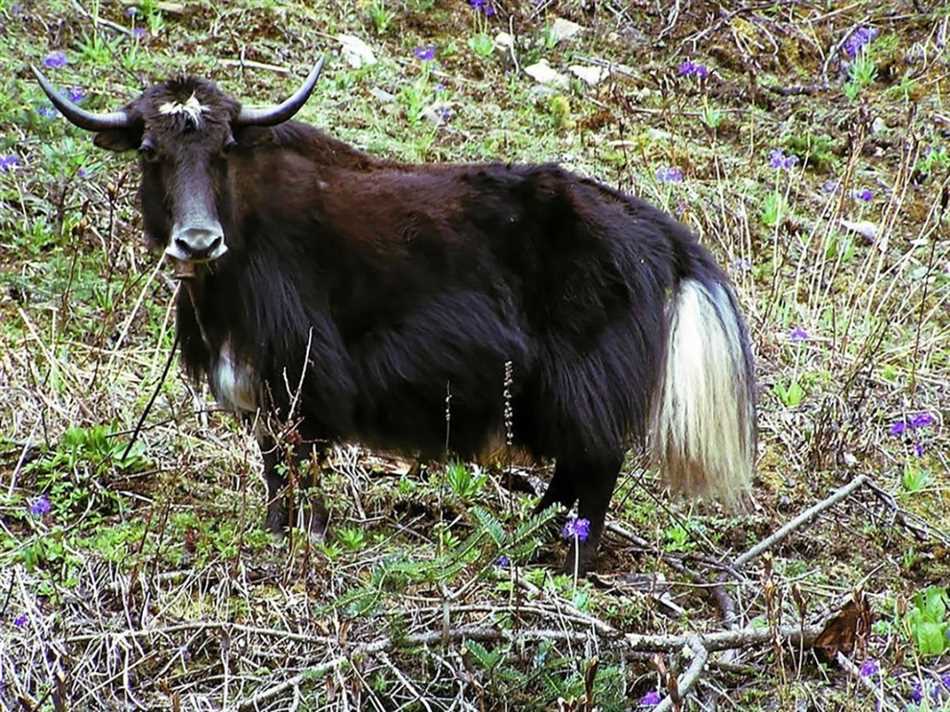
655;636;708;712
235;622;824;710
734;475;868;569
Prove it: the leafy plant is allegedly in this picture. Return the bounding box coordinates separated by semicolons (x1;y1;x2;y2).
903;586;949;657
468;33;494;59
445;461;487;503
761;191;788;228
773;379;804;408
901;462;931;494
367;0;394;34
844;53;877;100
337;525;367;551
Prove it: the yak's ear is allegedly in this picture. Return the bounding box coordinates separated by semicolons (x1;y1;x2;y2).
94;128;142;152
232;125;274;148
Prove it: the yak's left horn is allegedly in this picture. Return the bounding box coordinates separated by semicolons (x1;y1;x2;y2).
235;56;325;127
31;65;131;131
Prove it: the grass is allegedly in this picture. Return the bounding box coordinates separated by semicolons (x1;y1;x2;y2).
1;1;948;710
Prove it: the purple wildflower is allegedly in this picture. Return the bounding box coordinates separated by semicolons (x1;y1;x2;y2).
889;420;907;437
0;155;19;172
435;106;453;122
414;45;436;61
844;27;878;59
769;149;800;170
656;166;684;183
910;682;923;704
730;257;752;272
469;0;494;14
132;27;148;40
125;5;139;16
30;495;50;517
859;659;879;677
43;51;68;69
822;179;840;193
13;613;28;628
37;104;59;119
908;412;934;429
854;188;873;202
496;555;510;568
677;59;710;78
788;326;809;342
67;87;86;104
942;674;950;690
640;690;662;707
434;82;446;93
913;441;925;457
562;517;590;542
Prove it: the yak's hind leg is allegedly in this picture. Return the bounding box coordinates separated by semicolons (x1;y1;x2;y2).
260;435;330;539
551;452;624;575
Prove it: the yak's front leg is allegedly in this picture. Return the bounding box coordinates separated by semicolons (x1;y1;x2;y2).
260;434;330;539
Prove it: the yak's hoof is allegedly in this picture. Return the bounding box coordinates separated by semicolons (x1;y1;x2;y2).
264;497;329;540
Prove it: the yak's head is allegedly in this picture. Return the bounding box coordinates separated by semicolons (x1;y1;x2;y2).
33;59;323;272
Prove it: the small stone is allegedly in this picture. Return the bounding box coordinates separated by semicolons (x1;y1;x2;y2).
840;219;878;243
494;32;514;50
369;87;396;103
337;34;376;68
871;117;888;134
524;60;569;88
569;65;609;86
550;17;584;44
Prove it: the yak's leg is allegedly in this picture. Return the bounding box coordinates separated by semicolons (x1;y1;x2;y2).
260;435;330;538
557;451;624;576
533;460;579;515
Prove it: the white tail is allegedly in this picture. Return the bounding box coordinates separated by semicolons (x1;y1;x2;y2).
652;279;755;503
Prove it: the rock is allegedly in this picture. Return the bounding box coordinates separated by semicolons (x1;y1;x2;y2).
369;87;395;103
569;64;609;86
524;60;569;88
494;31;514;50
550;17;584;44
840;219;878;243
337;34;376;68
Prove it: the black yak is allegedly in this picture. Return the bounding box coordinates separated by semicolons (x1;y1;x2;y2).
33;58;756;573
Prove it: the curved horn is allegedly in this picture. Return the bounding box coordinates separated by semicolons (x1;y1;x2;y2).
235;56;325;127
31;65;130;132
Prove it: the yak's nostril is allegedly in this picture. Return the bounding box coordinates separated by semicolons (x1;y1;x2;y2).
171;227;225;260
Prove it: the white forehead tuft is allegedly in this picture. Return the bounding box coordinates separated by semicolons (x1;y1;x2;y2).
159;93;206;126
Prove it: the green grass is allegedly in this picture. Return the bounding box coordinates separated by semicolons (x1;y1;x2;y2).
0;1;947;710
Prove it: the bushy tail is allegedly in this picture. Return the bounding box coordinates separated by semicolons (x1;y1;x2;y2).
652;277;756;504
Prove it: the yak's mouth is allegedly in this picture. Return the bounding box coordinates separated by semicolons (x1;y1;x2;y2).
164;222;228;278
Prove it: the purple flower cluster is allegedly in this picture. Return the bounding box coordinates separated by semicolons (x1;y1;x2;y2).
788;326;809;342
30;495;51;517
639;690;662;707
37;104;59;119
822;179;840;194
853;188;874;202
13;613;28;628
844;27;878;59
469;0;495;16
43;51;68;69
859;658;879;677
677;59;710;79
67;87;86;104
561;516;590;542
0;155;19;172
496;554;510;568
769;149;800;170
655;166;684;183
414;45;436;61
889;412;935;436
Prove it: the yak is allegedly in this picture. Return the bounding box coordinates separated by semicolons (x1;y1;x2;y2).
33;57;756;573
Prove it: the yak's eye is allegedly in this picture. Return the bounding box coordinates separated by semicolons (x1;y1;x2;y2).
222;136;238;154
138;137;158;161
